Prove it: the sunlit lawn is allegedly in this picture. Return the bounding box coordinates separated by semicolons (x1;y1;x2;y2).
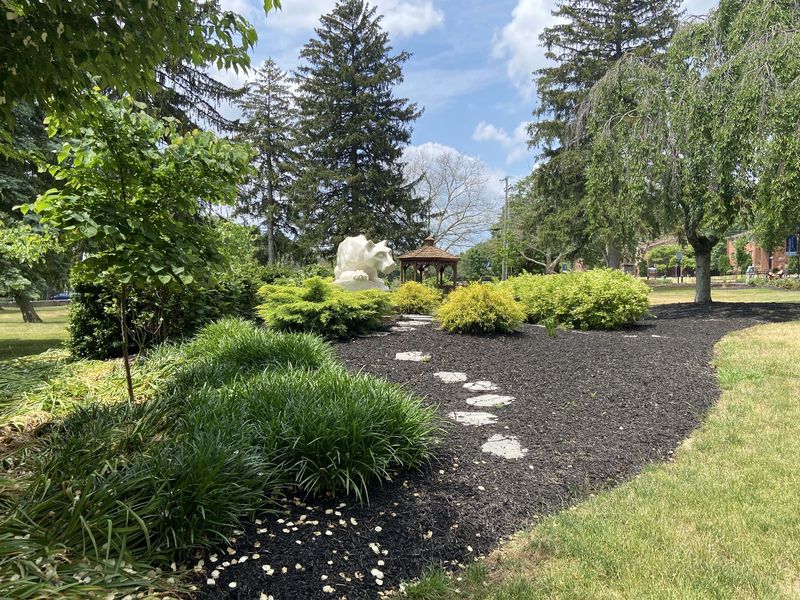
0;305;69;361
405;320;800;599
649;285;800;305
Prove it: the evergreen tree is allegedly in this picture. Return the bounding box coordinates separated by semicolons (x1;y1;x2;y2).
291;0;424;257
525;0;682;266
236;59;298;264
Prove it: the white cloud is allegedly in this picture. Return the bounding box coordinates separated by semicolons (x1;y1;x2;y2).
472;120;530;164
491;0;556;99
258;0;443;37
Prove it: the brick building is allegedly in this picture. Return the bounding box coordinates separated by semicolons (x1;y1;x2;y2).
726;234;787;273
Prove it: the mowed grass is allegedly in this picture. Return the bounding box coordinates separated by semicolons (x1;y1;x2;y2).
0;305;69;361
649;285;800;305
405;320;800;599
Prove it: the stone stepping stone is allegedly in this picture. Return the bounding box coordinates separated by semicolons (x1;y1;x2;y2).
481;434;528;459
401;314;434;321
396;320;427;327
434;371;467;383
390;326;416;333
466;394;514;407
395;351;430;362
447;411;498;426
362;331;391;337
463;381;498;392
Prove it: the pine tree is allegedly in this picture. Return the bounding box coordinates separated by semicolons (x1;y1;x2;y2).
523;0;682;267
235;59;298;264
532;0;683;154
291;0;425;257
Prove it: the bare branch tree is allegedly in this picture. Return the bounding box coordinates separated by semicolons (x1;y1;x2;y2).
402;145;498;252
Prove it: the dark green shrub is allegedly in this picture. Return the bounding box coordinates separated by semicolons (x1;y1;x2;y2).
437;283;525;334
258;277;391;338
502;269;650;330
391;281;442;314
68;278;258;359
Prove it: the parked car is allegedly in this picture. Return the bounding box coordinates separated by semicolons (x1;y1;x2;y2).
50;292;71;300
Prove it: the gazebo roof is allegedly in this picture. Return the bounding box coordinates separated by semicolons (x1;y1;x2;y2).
397;236;459;262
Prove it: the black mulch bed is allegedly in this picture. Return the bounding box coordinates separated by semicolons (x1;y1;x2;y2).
195;302;800;600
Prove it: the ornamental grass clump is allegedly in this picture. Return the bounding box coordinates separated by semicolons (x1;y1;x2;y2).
0;318;438;598
437;283;525;334
503;269;650;330
391;281;442;314
258;276;391;338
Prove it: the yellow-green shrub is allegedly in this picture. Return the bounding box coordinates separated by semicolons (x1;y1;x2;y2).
502;269;650;330
258;277;391;338
391;281;442;314
437;283;525;334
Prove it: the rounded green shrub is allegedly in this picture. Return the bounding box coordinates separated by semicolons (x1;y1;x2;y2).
258;277;391;338
391;281;442;314
437;283;525;334
503;269;650;330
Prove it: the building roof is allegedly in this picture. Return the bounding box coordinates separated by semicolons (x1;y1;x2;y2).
397;236;459;262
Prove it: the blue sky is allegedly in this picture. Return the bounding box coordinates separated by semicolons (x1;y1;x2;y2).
221;0;719;195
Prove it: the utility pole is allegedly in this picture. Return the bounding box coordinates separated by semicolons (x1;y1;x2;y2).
501;176;510;281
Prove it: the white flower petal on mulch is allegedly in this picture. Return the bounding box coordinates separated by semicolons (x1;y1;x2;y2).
395;351;431;362
434;371;467;383
463;381;498;392
390;326;416;333
466;394;514;407
447;411;498;426
481;434;528;459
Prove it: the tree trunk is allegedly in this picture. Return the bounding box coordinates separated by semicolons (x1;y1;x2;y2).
606;246;622;269
118;289;135;403
14;292;42;323
689;235;715;304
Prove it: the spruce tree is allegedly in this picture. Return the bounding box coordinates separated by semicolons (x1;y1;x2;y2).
526;0;682;266
291;0;424;257
236;59;298;264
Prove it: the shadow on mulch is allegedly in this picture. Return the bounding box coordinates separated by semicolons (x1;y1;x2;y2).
194;302;800;600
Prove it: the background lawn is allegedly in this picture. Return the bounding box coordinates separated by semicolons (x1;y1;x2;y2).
0;305;69;361
649;285;800;305
405;320;800;599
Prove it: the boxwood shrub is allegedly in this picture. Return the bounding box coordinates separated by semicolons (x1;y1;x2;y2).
503;269;650;330
391;281;442;314
437;283;525;334
258;277;391;338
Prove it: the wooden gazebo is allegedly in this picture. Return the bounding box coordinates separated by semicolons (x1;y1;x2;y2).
397;236;459;290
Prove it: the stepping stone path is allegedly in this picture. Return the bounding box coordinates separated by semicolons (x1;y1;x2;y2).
395;351;430;362
466;394;515;408
447;411;498;426
397;320;429;327
463;381;498;392
434;371;467;383
481;434;528;459
391;331;527;460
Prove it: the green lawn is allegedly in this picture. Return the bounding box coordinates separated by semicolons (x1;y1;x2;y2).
0;305;69;361
406;320;800;599
649;285;800;305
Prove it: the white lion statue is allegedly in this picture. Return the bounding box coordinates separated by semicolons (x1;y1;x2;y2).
333;235;396;291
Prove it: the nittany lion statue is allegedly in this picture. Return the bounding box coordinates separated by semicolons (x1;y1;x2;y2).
333;235;396;291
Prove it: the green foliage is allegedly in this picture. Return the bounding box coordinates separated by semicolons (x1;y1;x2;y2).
67;277;258;360
733;237;752;272
645;244;694;267
290;0;425;256
0;0;272;127
0;318;438;597
717;254;733;275
392;282;442;314
460;242;497;281
437;283;525;334
503;270;650;330
258;277;391;338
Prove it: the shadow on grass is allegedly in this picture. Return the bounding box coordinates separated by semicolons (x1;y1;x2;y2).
0;338;68;361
